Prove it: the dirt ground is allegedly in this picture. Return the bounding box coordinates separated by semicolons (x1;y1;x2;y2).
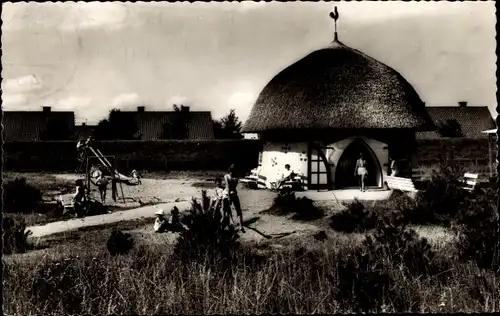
17;172;347;247
19;172;455;251
40;173;337;244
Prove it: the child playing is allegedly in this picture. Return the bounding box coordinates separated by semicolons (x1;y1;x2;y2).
97;175;109;203
212;177;232;226
131;169;142;185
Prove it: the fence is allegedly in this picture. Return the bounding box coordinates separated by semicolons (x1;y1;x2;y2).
4;140;262;173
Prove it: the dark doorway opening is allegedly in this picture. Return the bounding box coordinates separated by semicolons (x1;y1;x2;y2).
335;139;380;189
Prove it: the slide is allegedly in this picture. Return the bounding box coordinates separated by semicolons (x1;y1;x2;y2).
88;147;140;186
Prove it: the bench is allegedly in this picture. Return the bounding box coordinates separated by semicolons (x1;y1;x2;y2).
58;194;75;214
461;173;478;192
412;168;425;180
384;176;419;193
282;174;307;191
241;169;267;189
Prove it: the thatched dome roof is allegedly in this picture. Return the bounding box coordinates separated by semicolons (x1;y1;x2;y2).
242;39;435;133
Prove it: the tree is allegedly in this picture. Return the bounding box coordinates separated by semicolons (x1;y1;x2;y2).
437;119;464;138
214;109;243;139
41;118;73;140
161;104;189;139
93;109;139;140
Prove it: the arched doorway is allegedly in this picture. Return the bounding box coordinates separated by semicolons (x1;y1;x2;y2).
335;139;381;189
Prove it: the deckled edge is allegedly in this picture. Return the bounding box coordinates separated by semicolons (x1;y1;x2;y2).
496;0;499;207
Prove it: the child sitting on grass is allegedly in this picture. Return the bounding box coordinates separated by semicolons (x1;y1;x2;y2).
154;207;188;233
154;209;168;233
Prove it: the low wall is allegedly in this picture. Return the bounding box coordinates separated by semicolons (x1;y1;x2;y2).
4;140;262;173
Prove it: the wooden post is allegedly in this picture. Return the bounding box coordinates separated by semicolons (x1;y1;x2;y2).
85;156;90;192
489;134;493;178
112;157;126;203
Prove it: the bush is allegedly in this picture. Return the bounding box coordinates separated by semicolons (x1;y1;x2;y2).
267;191;325;221
4;177;43;214
335;219;452;312
364;223;444;278
106;230;134;256
414;169;470;224
336;248;417;313
456;191;500;271
174;190;241;269
330;199;378;233
2;216;33;254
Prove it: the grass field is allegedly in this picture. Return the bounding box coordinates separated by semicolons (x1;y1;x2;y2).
4;221;499;314
3;171;499;314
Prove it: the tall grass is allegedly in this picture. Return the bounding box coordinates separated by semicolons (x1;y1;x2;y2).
4;241;499;314
4;168;500;314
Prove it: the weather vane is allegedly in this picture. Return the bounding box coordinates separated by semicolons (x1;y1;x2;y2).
329;6;339;41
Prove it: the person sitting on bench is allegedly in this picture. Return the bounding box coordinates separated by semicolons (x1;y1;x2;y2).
73;184;89;218
277;164;295;189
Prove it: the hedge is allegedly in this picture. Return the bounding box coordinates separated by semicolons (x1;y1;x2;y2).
4;140;262;172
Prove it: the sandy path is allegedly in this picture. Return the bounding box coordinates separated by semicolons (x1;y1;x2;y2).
28;201;192;238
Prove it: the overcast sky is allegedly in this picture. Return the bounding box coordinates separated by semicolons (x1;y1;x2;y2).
2;1;497;125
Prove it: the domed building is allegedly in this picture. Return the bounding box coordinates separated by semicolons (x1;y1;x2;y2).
241;10;435;190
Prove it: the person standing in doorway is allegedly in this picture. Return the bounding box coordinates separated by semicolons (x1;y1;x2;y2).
224;164;245;233
355;153;368;192
390;158;399;177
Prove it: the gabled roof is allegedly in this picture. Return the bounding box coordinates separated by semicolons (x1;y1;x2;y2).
119;111;214;140
3;110;75;141
416;106;496;139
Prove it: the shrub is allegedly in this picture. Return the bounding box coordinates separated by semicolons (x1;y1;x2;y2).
174;190;241;269
414;169;469;224
383;190;423;222
3;177;43;214
330;199;378;233
456;191;500;271
268;191;325;221
106;230;134;256
364;223;443;278
336;249;411;313
2;216;33;254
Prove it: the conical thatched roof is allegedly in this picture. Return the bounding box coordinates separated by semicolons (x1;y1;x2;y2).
242;39;435;133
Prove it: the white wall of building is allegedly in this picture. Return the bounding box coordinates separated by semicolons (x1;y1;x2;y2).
256;137;388;189
259;141;308;187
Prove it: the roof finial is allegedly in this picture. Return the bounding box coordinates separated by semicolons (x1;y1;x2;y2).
329;6;339;42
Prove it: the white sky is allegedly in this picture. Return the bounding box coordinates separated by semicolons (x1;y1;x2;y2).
2;1;497;124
